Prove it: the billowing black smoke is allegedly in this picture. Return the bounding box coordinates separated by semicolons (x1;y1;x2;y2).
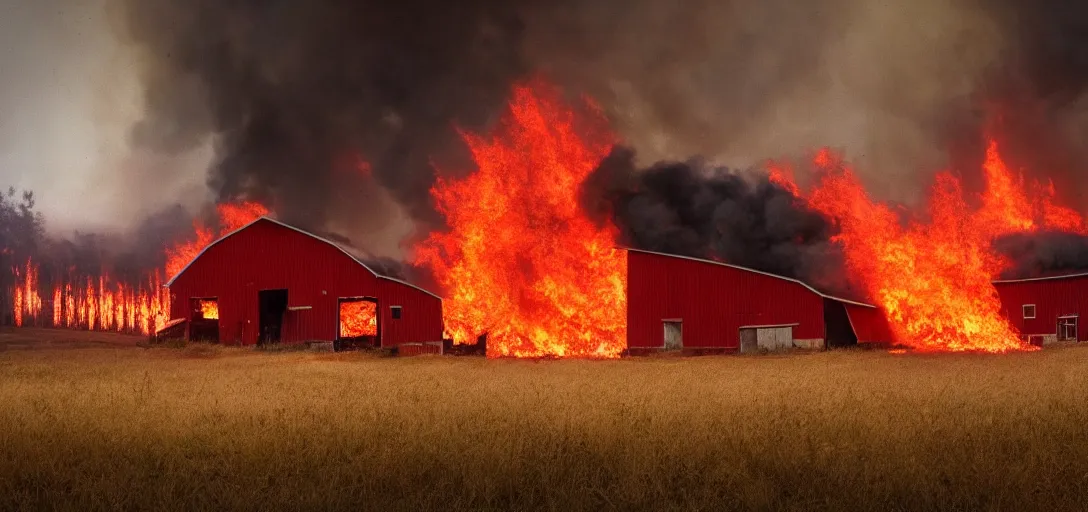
583;147;850;294
994;231;1088;280
111;0;1088;281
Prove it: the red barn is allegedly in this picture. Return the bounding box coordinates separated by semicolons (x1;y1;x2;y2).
165;216;443;348
626;249;893;354
993;272;1088;345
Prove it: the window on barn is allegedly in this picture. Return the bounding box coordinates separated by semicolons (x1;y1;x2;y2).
391;306;402;320
1058;316;1078;341
1023;304;1036;319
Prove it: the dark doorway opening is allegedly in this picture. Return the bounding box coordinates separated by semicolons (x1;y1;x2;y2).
336;297;379;351
189;297;220;343
824;299;858;349
258;289;288;345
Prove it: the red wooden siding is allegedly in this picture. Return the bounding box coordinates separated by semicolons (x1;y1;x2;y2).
993;274;1088;341
167;218;443;346
844;303;895;344
626;250;828;350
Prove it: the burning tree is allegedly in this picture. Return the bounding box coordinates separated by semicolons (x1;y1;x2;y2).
6;200;269;335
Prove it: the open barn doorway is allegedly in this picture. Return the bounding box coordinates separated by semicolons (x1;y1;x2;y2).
258;289;288;345
189;297;219;342
824;299;858;349
336;297;379;351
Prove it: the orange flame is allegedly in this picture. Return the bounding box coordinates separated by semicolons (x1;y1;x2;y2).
165;201;269;280
11;259;41;327
413;78;627;358
797;138;1085;352
199;299;219;320
339;300;377;337
767;161;800;196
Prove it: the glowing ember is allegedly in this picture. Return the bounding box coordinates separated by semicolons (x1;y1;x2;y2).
339;300;377;337
793;138;1086;353
413;78;627;358
199;300;219;320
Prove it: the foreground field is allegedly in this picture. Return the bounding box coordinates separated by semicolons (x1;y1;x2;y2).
2;329;1088;510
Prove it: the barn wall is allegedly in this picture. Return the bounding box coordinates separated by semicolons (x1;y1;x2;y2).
627;250;826;350
994;276;1088;341
377;278;444;345
168;219;442;346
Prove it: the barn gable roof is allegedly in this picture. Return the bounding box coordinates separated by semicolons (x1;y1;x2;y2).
624;247;877;308
164;216;441;300
992;271;1088;284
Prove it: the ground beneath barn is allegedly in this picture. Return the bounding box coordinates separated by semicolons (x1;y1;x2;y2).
2;330;1088;510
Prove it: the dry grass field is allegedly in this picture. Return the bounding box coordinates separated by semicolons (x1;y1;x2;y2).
2;328;1088;511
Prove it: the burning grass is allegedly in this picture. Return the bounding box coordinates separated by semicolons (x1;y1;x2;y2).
3;332;1088;510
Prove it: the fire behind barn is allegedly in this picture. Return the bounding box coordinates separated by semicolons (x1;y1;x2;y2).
625;249;894;354
164;217;443;351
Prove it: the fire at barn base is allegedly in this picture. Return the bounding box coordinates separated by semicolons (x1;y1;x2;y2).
163;217;443;352
625;249;894;355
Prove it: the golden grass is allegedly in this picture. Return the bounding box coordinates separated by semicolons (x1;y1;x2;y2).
3;328;1088;510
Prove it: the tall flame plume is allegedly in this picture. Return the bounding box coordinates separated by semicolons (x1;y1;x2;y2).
785;140;1085;352
414;78;627;358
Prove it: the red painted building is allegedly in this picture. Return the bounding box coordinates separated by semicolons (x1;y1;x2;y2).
993;272;1088;345
626;249;892;353
166;217;443;348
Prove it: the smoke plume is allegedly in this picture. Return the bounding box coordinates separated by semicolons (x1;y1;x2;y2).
102;0;1088;266
584;147;849;294
994;232;1088;280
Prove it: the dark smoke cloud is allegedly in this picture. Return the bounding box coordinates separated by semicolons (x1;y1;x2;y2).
994;231;1088;280
111;0;1088;274
583;147;850;295
117;0;538;232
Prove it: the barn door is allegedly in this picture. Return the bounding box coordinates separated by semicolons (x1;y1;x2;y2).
337;297;379;351
258;289;288;345
662;321;682;350
739;328;758;354
741;326;794;353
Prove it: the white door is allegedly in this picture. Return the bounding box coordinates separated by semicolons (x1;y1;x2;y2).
663;321;682;350
756;326;794;351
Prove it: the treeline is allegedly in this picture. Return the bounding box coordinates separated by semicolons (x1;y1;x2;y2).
0;188;44;325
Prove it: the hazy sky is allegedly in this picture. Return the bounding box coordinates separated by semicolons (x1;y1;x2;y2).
0;0;208;234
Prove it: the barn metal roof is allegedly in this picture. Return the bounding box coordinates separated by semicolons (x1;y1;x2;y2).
992;271;1088;284
623;247;878;308
164;216;442;300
